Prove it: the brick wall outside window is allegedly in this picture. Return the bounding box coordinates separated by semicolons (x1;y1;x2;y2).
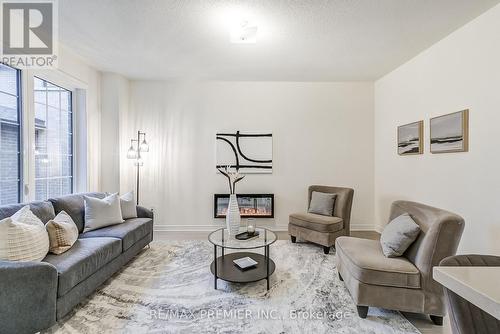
0;64;21;205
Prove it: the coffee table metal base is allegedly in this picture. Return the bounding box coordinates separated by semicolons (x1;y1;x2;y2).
210;252;275;290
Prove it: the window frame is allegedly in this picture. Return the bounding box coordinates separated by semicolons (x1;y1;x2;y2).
0;63;23;203
22;69;85;202
33;76;74;200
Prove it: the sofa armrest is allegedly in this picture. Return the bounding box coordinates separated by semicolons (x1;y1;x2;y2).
137;205;153;219
0;260;58;334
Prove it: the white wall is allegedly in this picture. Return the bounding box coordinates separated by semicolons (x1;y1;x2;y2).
374;4;500;254
119;81;374;231
100;73;129;193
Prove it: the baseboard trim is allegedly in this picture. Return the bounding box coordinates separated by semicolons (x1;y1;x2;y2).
155;224;377;233
154;224;289;232
350;224;377;231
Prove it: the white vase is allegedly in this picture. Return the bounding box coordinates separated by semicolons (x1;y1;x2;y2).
226;194;241;236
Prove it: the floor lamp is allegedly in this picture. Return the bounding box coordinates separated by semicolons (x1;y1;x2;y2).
126;131;149;205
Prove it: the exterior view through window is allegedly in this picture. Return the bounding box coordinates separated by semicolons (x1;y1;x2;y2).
0;64;21;205
34;77;73;200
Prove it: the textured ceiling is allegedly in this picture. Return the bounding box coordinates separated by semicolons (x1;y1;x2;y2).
59;0;500;81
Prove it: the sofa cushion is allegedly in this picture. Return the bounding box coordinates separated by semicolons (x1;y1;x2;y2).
289;212;343;233
49;193;106;233
43;237;122;297
80;218;153;251
335;236;421;289
0;201;55;223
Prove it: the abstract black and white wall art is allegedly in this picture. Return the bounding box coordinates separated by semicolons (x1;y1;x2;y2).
430;110;469;153
216;131;273;173
398;121;423;155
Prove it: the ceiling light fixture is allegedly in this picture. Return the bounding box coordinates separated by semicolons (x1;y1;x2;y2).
230;20;258;44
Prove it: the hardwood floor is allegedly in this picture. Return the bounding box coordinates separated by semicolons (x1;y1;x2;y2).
153;230;450;334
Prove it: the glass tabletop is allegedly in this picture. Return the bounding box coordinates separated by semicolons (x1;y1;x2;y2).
208;227;277;250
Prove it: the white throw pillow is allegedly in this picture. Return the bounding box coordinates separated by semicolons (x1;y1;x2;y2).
46;211;79;254
0;206;50;262
83;193;124;233
120;191;137;219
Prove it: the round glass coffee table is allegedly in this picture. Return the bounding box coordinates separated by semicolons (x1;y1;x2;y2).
208;227;277;290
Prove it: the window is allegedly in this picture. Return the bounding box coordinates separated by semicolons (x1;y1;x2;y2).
0;64;21;204
34;77;73;200
0;68;80;205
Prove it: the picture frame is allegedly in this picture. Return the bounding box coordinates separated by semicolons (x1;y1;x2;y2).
430;110;469;154
216;131;273;174
397;120;424;155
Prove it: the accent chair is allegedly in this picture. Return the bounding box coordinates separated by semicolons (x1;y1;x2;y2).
289;185;354;254
335;200;464;325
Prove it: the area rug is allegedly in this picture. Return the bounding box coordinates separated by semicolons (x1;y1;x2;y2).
45;240;420;334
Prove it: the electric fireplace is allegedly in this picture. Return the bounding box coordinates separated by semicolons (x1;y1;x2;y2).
214;194;274;218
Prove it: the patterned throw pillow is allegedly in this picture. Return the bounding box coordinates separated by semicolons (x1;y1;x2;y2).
46;211;79;254
0;206;50;262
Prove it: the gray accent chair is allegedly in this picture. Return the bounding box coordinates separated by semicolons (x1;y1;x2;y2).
0;192;154;334
289;185;354;254
336;200;464;325
439;255;500;334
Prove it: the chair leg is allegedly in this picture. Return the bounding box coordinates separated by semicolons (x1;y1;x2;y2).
430;315;443;326
357;306;369;318
323;246;330;254
338;272;343;281
290;236;296;243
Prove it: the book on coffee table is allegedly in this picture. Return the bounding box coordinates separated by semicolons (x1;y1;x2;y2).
233;257;258;270
235;231;260;241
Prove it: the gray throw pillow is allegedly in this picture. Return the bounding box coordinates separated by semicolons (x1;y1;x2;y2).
308;191;337;216
380;213;421;257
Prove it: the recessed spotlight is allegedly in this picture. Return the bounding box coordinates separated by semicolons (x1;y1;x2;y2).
230;20;258;44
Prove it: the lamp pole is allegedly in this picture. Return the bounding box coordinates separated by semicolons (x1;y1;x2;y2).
136;131;141;205
127;130;149;205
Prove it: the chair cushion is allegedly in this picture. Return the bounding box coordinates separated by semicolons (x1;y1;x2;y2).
289;212;343;233
43;237;122;297
335;236;421;289
80;218;153;251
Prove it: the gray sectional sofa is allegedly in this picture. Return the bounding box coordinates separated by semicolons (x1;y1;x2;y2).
0;192;154;334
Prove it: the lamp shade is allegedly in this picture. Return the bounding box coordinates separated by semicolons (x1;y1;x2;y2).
140;139;149;152
127;145;137;159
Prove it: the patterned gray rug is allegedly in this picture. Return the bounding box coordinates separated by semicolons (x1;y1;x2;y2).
45;240;419;334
